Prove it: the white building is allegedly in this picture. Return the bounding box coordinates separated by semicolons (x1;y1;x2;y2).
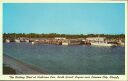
55;37;66;40
62;39;81;45
86;37;106;43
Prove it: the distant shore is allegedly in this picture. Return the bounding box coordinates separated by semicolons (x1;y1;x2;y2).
3;54;47;74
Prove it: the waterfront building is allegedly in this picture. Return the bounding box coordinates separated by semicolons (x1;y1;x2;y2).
55;37;66;40
62;39;81;45
77;38;86;41
69;39;81;45
86;37;106;43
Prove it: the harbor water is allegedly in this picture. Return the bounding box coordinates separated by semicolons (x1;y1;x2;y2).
3;42;125;74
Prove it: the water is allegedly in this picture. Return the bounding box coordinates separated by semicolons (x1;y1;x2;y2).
3;42;125;74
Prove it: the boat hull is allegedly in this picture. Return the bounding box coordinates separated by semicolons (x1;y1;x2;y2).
91;43;115;46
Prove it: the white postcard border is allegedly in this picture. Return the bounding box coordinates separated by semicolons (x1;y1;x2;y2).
0;0;127;80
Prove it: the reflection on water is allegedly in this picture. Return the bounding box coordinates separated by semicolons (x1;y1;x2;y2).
3;42;125;74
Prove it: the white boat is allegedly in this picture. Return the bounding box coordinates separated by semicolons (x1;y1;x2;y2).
25;40;29;43
91;42;115;47
87;35;117;47
15;39;20;43
62;42;69;45
5;39;10;43
31;42;35;45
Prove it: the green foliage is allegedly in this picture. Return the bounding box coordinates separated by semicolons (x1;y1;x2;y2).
3;33;125;41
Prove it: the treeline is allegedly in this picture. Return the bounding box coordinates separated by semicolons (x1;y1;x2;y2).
3;33;125;39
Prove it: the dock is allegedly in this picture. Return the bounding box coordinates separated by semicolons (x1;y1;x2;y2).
3;36;125;46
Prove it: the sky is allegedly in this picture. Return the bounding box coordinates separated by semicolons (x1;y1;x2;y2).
3;3;125;34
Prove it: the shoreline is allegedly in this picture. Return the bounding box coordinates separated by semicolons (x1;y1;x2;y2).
3;54;47;74
3;64;16;74
4;42;125;47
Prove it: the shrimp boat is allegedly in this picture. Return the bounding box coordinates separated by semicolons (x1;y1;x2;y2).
86;35;116;47
91;42;116;47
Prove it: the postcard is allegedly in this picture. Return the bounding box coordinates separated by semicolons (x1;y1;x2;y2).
0;0;127;80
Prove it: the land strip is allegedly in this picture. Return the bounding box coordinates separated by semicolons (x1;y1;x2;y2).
3;54;47;74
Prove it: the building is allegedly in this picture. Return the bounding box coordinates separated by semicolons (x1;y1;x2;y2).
55;37;66;40
86;37;106;43
62;39;81;45
69;39;81;45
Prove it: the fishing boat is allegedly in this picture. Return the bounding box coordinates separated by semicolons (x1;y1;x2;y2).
91;42;116;46
86;35;116;47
